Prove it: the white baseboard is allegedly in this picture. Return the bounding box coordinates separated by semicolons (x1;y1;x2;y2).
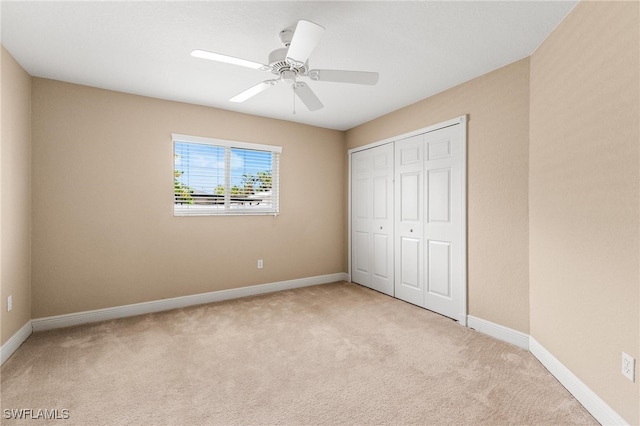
467;318;627;424
467;315;529;350
32;273;348;332
529;337;628;426
1;321;33;365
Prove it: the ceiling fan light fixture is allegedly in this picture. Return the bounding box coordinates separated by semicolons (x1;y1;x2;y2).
281;70;296;84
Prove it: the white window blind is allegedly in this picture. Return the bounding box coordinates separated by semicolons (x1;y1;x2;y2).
173;134;281;216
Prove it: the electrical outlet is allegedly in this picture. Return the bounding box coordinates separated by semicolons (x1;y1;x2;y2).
257;259;263;269
622;352;635;382
7;295;12;312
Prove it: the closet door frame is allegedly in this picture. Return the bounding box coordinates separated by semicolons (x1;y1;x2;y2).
348;115;467;326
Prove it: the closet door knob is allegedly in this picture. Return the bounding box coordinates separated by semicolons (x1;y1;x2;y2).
410;229;413;233
379;226;383;230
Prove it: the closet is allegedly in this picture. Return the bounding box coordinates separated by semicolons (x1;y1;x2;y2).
350;117;466;323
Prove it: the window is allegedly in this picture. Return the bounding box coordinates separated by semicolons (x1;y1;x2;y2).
173;134;281;216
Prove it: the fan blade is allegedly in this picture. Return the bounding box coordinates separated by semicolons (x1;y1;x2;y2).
286;20;325;68
191;49;270;71
293;82;323;111
230;80;279;102
308;69;379;85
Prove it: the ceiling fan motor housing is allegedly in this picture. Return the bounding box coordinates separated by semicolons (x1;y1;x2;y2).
268;47;308;76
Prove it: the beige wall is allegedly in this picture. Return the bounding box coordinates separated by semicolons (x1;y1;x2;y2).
1;46;32;346
346;59;531;334
31;79;345;318
529;1;639;423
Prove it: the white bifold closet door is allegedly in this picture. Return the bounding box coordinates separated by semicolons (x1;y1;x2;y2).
351;143;394;296
394;124;464;321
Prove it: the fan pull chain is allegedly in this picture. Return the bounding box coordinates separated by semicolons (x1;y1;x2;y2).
292;85;296;115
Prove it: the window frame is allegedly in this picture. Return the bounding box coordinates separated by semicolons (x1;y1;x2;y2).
172;133;282;217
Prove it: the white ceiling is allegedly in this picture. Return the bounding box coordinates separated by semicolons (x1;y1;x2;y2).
1;1;576;131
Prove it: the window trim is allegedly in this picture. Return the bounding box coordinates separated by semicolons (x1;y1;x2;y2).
172;134;283;154
172;134;282;217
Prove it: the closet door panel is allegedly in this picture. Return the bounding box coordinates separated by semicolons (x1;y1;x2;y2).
354;231;370;276
400;173;420;221
427;240;451;297
400;237;421;289
351;151;372;287
394;135;424;306
427;168;451;223
373;233;390;279
351;143;394;296
370;144;394;295
424;125;463;320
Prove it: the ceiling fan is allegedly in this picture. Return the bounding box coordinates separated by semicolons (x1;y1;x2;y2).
191;20;379;111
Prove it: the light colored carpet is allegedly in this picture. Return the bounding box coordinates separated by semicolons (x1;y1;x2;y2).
1;282;596;425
